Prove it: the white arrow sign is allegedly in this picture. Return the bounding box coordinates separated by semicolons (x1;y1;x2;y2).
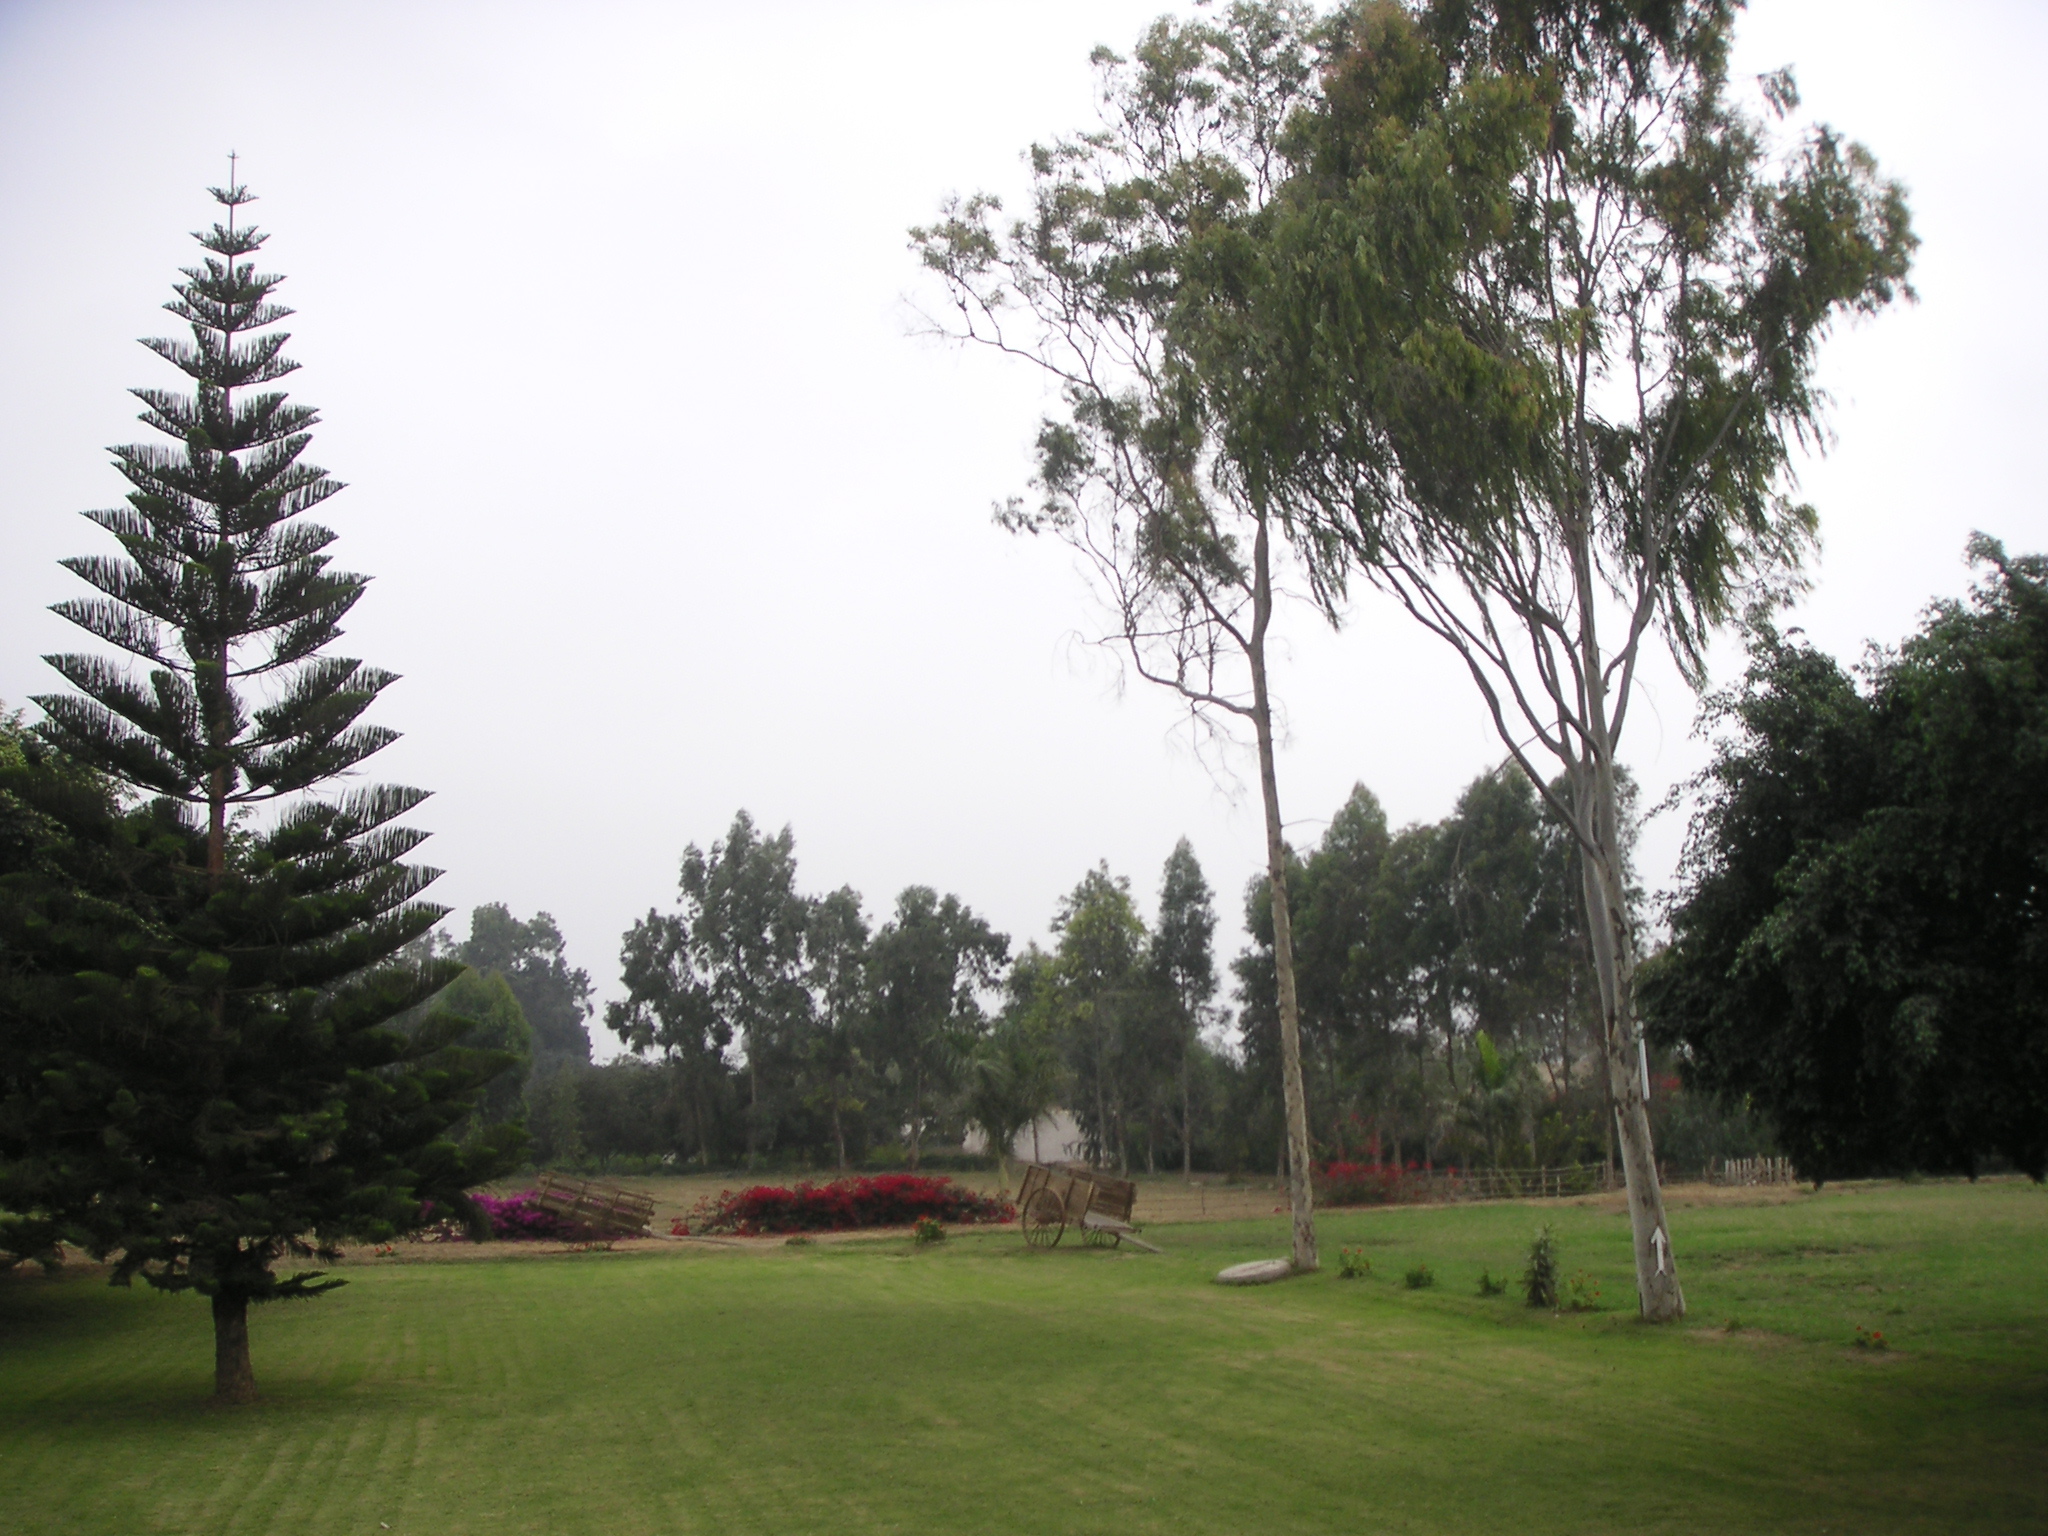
1651;1225;1671;1274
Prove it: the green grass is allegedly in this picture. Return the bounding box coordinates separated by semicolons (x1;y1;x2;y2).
3;1181;2044;1534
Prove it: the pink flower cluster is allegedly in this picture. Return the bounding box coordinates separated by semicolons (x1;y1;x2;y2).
418;1191;597;1242
687;1173;1015;1236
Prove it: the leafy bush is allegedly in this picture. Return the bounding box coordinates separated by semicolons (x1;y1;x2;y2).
1318;1161;1426;1207
1337;1246;1371;1279
1403;1262;1435;1290
912;1216;946;1245
687;1174;1014;1236
1476;1266;1507;1297
1853;1325;1889;1351
1564;1270;1603;1312
1523;1225;1559;1309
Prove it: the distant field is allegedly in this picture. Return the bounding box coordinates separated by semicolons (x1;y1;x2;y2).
3;1180;2042;1535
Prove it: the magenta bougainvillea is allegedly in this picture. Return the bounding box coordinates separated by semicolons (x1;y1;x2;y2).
686;1174;1015;1236
418;1191;597;1242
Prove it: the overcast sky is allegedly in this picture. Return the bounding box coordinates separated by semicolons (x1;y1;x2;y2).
3;1;2043;1056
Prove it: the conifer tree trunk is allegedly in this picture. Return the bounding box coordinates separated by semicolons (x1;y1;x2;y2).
212;1291;256;1403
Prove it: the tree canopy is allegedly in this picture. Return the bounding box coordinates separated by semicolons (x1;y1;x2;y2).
1644;539;2048;1182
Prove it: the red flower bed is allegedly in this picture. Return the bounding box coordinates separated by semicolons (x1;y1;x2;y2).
1318;1161;1429;1207
687;1173;1015;1236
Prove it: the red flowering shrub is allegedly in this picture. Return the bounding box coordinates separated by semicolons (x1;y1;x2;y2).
687;1174;1014;1236
1318;1161;1427;1207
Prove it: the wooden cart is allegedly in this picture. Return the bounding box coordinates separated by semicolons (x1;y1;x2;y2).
532;1170;656;1238
1014;1163;1159;1252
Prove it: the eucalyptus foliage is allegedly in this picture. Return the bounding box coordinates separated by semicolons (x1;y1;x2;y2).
1178;0;1915;1320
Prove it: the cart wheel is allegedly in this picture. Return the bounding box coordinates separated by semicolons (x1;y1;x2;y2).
1022;1189;1066;1248
1080;1224;1119;1248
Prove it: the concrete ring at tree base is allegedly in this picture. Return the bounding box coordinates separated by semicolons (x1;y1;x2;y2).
1214;1258;1294;1286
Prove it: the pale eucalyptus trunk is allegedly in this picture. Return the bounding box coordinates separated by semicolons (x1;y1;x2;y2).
1568;544;1684;1319
1248;509;1317;1273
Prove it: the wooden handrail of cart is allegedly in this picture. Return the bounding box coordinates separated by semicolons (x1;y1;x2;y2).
1014;1162;1159;1253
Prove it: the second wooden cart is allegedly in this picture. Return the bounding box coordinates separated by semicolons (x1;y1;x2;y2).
1014;1162;1159;1252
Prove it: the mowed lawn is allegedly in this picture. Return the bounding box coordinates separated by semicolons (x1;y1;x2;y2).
2;1181;2043;1535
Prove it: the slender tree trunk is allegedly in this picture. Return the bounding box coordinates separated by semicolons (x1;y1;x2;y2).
908;1072;922;1171
1091;1016;1111;1170
1247;509;1317;1273
212;1292;257;1403
1181;1041;1193;1183
747;1050;759;1168
831;1099;847;1172
1574;761;1685;1321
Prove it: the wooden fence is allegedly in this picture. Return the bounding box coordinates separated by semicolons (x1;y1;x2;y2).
1318;1157;1802;1210
1426;1162;1616;1201
1708;1155;1797;1187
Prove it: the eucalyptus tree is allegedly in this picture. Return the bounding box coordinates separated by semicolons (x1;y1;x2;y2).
16;179;518;1398
913;1;1328;1269
607;899;728;1166
865;886;1009;1169
1217;0;1915;1318
456;904;593;1064
610;811;812;1165
803;884;871;1171
1152;838;1218;1180
1047;864;1152;1172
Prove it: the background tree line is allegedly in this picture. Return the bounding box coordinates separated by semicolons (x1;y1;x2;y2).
449;779;1790;1181
455;814;1232;1178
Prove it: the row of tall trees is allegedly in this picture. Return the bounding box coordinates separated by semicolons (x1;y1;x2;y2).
593;812;1231;1177
1236;772;1601;1174
916;0;1915;1312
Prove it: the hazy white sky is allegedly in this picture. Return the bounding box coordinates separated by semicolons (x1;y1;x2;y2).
3;1;2043;1053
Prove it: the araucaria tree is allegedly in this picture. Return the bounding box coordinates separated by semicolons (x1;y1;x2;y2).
19;179;519;1399
1227;0;1915;1318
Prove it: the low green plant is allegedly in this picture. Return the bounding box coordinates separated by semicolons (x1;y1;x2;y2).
1403;1262;1434;1290
1337;1246;1371;1279
912;1215;946;1246
1564;1270;1603;1312
1724;1317;1743;1332
1476;1266;1507;1297
784;1234;814;1247
1523;1225;1559;1309
1853;1325;1889;1351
